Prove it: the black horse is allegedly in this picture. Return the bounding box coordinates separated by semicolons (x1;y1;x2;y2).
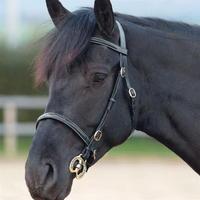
25;0;200;199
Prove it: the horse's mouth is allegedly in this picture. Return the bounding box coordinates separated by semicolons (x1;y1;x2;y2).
28;179;72;200
31;188;71;200
55;187;72;200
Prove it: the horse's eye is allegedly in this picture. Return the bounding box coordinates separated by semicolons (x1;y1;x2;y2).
92;73;107;83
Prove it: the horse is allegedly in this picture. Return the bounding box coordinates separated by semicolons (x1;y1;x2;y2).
25;0;200;199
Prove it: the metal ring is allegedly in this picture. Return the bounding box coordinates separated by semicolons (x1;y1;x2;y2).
120;67;126;78
93;150;97;160
69;154;87;179
129;88;137;98
94;130;103;142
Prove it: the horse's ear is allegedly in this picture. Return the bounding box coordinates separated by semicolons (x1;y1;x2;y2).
46;0;72;27
94;0;115;36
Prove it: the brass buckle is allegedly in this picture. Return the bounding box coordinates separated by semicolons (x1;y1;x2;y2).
69;154;87;179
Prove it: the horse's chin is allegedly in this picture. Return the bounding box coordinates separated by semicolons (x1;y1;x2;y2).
30;186;72;200
27;175;73;200
55;185;72;200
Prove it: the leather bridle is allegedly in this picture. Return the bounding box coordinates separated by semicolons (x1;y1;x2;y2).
36;21;136;179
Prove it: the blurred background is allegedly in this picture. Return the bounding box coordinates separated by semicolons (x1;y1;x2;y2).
0;0;200;200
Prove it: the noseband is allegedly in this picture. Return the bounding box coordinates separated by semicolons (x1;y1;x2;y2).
36;21;136;179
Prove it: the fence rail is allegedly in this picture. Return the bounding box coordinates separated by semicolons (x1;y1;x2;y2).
0;96;48;137
0;96;47;155
0;95;48;108
0;123;35;136
0;96;147;155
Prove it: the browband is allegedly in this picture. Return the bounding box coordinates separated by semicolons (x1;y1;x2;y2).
90;37;128;55
90;21;128;55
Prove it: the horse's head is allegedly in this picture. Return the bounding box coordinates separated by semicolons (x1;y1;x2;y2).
25;0;138;199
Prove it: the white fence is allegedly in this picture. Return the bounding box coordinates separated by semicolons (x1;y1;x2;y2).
0;96;48;135
0;96;47;155
0;96;146;155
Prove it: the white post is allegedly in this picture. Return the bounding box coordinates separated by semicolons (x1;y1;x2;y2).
5;0;21;47
3;103;17;156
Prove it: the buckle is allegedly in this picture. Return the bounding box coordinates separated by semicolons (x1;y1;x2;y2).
94;130;103;142
120;67;126;78
129;88;137;98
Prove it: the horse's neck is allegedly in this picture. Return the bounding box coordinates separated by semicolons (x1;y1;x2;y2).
127;22;200;174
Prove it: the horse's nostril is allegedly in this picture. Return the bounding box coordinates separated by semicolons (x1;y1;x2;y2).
25;158;60;199
42;160;58;188
46;163;54;179
26;158;58;191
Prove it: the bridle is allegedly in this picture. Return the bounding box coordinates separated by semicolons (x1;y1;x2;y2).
36;21;136;179
36;21;137;179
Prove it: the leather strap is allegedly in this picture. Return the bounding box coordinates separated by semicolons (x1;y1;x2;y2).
90;37;128;55
83;71;122;162
36;113;90;146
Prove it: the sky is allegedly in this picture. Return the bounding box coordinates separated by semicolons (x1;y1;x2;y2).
1;0;200;24
1;0;200;46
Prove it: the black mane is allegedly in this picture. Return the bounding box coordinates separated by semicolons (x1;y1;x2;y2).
118;13;200;39
35;8;96;84
36;8;200;84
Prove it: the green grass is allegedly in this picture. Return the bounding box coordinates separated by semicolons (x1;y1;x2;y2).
0;136;175;158
0;136;33;156
109;137;175;157
0;136;3;155
17;136;33;153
